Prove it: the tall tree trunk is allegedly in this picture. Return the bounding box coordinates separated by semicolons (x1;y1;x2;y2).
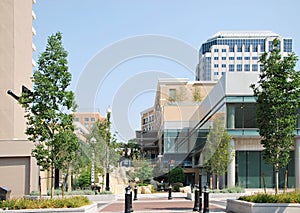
51;163;55;198
275;165;279;194
262;171;266;194
216;175;219;190
67;166;72;192
284;169;288;193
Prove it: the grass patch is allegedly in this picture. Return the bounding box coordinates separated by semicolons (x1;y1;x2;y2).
30;189;112;196
0;196;90;210
239;191;300;203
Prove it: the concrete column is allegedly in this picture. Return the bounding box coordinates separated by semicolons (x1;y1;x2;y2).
227;139;235;188
295;139;300;189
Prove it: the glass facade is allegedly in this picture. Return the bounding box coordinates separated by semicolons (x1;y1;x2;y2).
236;151;295;188
204;57;211;80
200;38;267;54
164;129;189;153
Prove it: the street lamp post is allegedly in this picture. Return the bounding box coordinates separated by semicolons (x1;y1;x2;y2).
105;106;112;191
90;137;96;190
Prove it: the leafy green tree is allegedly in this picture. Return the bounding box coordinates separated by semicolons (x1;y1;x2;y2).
76;166;91;188
169;167;185;184
20;32;78;198
88;119;120;182
251;39;300;194
131;160;153;184
193;85;202;102
203;116;233;189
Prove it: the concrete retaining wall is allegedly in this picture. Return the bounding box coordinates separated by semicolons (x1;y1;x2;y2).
227;199;300;213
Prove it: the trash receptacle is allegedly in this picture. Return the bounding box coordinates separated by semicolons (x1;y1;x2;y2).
0;186;11;201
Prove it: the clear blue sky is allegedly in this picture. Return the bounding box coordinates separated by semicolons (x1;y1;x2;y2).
33;0;300;141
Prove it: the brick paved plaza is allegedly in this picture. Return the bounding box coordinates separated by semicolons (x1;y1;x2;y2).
98;192;228;213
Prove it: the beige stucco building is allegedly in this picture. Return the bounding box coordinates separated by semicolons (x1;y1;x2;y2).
153;78;216;156
137;78;215;179
74;112;105;130
0;0;39;197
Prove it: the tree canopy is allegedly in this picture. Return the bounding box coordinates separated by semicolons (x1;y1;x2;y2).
250;38;300;193
203;116;233;189
20;32;79;198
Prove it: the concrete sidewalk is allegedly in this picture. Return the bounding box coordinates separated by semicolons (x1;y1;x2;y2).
97;192;229;213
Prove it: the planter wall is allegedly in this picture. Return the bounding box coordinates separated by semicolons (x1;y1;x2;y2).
227;199;300;213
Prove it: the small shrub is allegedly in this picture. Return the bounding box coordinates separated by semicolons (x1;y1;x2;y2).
239;191;300;203
210;187;245;193
0;196;90;210
172;183;183;192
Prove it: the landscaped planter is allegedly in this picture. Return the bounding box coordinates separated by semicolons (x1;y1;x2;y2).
0;203;97;213
227;199;300;213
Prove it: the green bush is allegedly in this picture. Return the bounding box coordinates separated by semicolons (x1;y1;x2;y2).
239;191;300;203
0;196;90;210
210;186;245;193
169;167;185;183
172;182;183;192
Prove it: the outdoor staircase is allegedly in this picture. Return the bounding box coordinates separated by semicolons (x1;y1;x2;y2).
110;166;131;194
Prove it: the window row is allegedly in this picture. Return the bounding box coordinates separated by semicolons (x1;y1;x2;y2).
214;64;259;72
213;56;259;61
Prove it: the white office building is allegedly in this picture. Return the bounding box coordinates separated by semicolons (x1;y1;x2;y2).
196;31;293;81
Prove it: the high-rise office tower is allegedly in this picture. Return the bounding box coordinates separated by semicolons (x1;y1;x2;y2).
196;31;292;81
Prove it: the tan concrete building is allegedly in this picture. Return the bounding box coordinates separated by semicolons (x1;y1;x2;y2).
141;107;155;132
0;0;39;197
74;112;105;130
153;78;216;155
137;78;216;184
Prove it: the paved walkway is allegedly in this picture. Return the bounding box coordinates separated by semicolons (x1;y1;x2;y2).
97;192;230;213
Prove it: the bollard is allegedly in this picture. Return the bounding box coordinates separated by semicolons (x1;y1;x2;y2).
203;185;209;213
133;185;138;200
192;184;200;211
168;185;172;200
199;175;202;212
124;186;131;213
129;186;134;212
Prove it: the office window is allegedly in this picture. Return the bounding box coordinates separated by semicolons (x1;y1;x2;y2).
244;56;250;60
244;64;250;71
214;57;219;60
245;45;250;52
229;64;234;72
214;49;219;52
222;64;226;68
222;72;226;76
222;49;226;52
227;103;257;129
237;56;242;60
222;56;226;60
169;89;176;101
75;117;79;122
252;56;258;60
252;64;258;72
214;72;219;75
91;118;95;122
237;64;242;71
229;57;234;60
84;117;89;121
214;64;219;68
237;46;242;52
284;39;292;52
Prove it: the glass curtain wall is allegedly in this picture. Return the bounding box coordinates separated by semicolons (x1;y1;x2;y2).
236;151;295;188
